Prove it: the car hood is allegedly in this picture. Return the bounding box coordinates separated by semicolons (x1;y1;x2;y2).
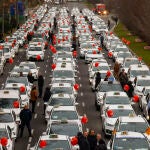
106;117;117;126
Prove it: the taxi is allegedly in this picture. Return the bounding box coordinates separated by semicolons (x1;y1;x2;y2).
101;91;131;112
19;61;40;80
127;64;150;82
0;126;15;150
10;66;30;77
114;115;150;140
46;120;82;137
101;105;135;136
4;83;29;107
45;106;80;123
26;45;45;61
0;109;19;140
107;131;150;149
85;50;103;64
2;45;15;60
30;134;74;150
95;81;123;110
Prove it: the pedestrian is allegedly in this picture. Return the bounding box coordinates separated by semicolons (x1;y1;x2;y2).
30;85;38;113
27;72;34;84
114;16;118;25
19;103;32;137
43;87;51;115
119;69;128;88
113;62;120;80
95;72;101;90
107;19;110;30
95;133;107;150
54;17;57;30
88;129;97;150
127;81;134;98
100;33;104;48
50;31;54;45
38;74;44;98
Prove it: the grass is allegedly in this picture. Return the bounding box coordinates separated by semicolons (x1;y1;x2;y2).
114;23;150;67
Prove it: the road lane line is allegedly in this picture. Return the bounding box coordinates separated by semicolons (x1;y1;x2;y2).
45;71;47;73
31;129;34;134
80;84;82;87
34;114;37;119
80;92;83;96
79;77;81;80
82;102;85;107
37;102;40;107
28;137;32;143
27;144;30;150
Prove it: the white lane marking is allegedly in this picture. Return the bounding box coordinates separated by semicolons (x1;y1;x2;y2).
80;84;82;87
44;77;45;79
82;102;85;107
47;60;49;62
86;128;89;132
37;102;40;107
48;56;50;58
34;114;37;119
27;144;30;150
46;65;48;68
31;129;34;134
80;92;83;96
45;71;47;74
28;137;32;143
79;77;81;80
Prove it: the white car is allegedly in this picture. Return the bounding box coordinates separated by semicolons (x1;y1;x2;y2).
114;116;150;140
127;64;150;82
107;131;150;150
19;61;40;79
3;46;15;60
10;66;30;77
45;106;80;123
101;105;136;136
26;45;45;61
30;134;78;150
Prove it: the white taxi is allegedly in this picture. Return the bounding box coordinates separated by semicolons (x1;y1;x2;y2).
101;105;135;136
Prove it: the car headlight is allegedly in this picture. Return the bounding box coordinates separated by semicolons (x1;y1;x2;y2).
146;116;149;120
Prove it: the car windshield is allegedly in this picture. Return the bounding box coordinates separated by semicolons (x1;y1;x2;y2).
0;129;8;138
109;109;134;118
13;68;29;72
130;70;150;77
53;70;74;78
50;123;79;137
0;51;3;56
124;59;139;68
51;87;72;95
37;140;70;150
32;39;43;42
119;122;149;133
0;98;19;109
56;46;70;52
92;65;109;71
49;98;74;106
20;63;36;69
118;53;132;58
81;44;93;49
0;113;14;122
3;48;10;53
99;83;122;92
6;77;28;86
105;96;130;104
51;111;78;120
29;47;42;51
113;137;149;149
115;48;128;52
137;79;150;87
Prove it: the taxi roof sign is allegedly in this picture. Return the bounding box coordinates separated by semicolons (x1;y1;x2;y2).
4;91;9;94
49;134;58;138
121;131;128;135
114;92;120;95
58;93;64;97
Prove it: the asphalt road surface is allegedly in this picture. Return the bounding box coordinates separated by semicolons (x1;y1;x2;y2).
0;2;143;150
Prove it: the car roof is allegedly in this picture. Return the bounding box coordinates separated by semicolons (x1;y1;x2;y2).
105;91;127;97
52;106;76;111
119;116;146;123
51;83;72;87
108;104;133;110
40;134;69;141
0;90;19;98
52;93;72;98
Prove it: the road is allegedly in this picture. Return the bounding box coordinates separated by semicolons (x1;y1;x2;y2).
0;2;143;150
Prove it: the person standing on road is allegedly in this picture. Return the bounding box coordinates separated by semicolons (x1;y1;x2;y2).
27;72;34;84
107;19;110;30
95;72;101;90
30;85;38;113
88;129;97;150
38;74;44;98
95;133;107;150
19;103;32;137
43;87;51;115
54;17;57;30
119;69;128;88
113;62;120;80
100;33;104;48
127;81;134;98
